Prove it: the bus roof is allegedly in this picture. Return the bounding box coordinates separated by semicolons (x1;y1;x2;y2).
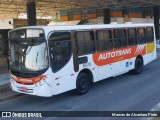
12;23;154;32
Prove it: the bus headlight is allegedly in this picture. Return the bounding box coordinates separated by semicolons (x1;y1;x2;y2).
35;78;46;87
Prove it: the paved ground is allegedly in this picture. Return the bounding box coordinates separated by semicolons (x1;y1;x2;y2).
0;54;8;75
0;73;9;85
0;65;8;75
0;49;159;120
0;53;160;120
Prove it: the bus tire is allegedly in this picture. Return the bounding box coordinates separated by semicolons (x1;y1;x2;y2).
75;73;90;95
132;58;143;74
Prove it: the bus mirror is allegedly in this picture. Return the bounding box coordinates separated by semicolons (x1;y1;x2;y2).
39;33;45;38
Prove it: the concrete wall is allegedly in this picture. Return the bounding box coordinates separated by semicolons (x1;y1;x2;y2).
88;17;124;24
88;18;103;24
88;17;153;24
111;17;123;23
130;18;153;23
49;17;154;26
48;20;80;26
0;19;14;29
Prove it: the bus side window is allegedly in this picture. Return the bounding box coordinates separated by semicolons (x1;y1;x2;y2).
76;31;95;55
146;27;154;43
49;32;71;72
138;28;146;44
128;28;137;46
96;30;113;51
114;29;127;48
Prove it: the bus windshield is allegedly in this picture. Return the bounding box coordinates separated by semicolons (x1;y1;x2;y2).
9;29;49;77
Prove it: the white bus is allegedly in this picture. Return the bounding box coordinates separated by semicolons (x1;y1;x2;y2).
9;23;156;97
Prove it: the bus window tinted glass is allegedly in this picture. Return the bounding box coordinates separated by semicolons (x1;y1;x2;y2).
76;31;94;55
138;28;146;44
128;28;137;46
96;30;113;51
49;32;71;72
146;27;154;42
114;29;127;48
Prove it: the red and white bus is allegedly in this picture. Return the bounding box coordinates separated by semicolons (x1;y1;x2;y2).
9;23;156;97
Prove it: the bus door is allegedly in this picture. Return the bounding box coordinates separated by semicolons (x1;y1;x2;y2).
49;31;75;94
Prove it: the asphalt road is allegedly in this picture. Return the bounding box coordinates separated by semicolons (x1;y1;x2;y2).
0;54;160;120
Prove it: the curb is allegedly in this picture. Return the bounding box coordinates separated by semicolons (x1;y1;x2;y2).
0;84;10;94
0;93;24;103
151;103;160;111
0;83;24;103
0;73;25;102
142;103;160;120
150;103;160;120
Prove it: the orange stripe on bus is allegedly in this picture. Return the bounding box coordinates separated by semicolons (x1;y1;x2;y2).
92;45;146;66
11;75;47;84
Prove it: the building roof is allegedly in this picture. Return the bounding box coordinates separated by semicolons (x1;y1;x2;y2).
0;0;159;19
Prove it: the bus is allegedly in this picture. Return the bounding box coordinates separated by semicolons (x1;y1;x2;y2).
8;23;156;97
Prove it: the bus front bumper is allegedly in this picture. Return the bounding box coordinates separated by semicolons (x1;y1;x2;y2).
10;79;52;97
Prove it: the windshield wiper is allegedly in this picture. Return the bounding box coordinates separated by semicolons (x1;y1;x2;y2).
36;52;39;63
26;39;34;55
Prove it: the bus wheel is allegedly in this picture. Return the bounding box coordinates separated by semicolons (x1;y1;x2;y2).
75;73;90;95
132;58;143;74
